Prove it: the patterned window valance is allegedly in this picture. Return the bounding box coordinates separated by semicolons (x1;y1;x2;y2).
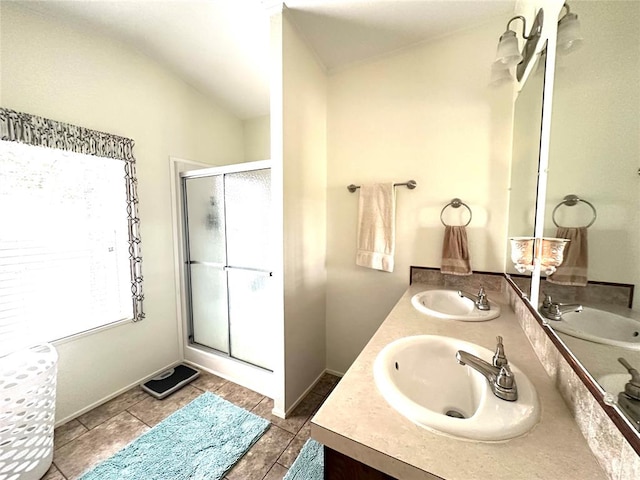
0;108;134;161
0;107;144;322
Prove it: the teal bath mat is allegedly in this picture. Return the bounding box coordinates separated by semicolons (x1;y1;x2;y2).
284;439;324;480
79;392;269;480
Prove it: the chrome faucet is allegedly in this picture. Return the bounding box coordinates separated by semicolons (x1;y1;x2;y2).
457;286;490;311
539;293;583;321
617;357;640;431
455;336;518;401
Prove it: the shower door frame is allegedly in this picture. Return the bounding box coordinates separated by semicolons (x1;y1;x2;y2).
176;159;276;399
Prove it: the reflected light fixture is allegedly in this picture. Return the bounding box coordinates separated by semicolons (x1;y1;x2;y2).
490;61;514;86
509;237;570;275
557;3;583;54
492;9;544;84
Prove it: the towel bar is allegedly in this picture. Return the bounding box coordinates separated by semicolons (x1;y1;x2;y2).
347;180;417;193
441;198;472;226
552;194;597;228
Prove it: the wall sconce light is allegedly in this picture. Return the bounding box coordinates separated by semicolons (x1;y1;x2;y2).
509;237;570;275
492;9;544;84
557;3;583;54
490;61;514;86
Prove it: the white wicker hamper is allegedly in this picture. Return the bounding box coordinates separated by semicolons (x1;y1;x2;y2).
0;345;57;480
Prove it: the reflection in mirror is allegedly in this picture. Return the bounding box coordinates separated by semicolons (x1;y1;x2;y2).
542;1;640;431
505;49;546;276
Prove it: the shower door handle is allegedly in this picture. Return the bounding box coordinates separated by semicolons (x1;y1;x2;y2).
225;265;273;276
186;262;272;276
185;261;226;269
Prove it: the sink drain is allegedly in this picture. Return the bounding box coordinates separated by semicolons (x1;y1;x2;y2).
444;409;466;419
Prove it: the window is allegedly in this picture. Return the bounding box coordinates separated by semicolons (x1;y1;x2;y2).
0;108;143;354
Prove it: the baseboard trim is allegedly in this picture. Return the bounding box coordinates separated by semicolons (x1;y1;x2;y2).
271;406;286;418
275;368;342;419
57;365;345;427
55;361;181;428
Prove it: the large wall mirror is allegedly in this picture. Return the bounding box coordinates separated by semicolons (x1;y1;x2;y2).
506;48;546;271
542;0;640;430
509;0;640;447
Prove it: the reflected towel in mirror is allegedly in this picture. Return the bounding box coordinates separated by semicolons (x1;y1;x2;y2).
547;227;588;286
441;225;472;276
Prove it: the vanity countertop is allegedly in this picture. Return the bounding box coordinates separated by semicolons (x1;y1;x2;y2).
311;283;607;480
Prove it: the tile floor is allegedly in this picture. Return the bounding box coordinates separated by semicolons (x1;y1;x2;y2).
42;370;340;480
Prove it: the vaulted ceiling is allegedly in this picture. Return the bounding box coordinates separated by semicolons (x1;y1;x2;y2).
16;1;515;119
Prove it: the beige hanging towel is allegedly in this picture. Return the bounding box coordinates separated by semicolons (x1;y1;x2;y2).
548;227;588;286
356;183;396;272
441;225;472;276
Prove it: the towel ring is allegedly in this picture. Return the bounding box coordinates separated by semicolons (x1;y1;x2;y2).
440;198;472;227
552;194;597;228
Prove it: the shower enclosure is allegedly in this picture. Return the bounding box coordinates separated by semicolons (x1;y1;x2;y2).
180;161;274;372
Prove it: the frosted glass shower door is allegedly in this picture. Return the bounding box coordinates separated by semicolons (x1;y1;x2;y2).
225;169;273;369
182;166;273;371
183;175;229;353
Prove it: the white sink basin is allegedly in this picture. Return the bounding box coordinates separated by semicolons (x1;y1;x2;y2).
411;289;500;321
373;335;540;441
550;307;640;350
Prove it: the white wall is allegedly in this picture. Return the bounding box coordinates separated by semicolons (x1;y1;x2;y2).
281;13;328;409
0;3;245;422
325;17;514;373
243;114;271;162
269;12;286;416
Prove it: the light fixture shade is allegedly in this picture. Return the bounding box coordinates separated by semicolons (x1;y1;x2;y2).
539;237;570;275
495;30;523;67
490;61;514;86
557;13;584;54
509;237;536;273
509;237;570;275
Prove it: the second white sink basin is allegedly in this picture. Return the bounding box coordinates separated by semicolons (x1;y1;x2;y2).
550;307;640;350
373;335;540;441
411;289;500;321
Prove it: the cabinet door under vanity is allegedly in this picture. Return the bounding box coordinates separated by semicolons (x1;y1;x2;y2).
325;447;396;480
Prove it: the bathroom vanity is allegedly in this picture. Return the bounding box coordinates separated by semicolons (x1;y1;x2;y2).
311;282;607;480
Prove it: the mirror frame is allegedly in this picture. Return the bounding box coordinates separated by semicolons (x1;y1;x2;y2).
510;1;640;455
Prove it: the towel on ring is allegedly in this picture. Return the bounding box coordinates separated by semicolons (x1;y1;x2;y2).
441;225;472;276
547;227;588;286
355;183;396;272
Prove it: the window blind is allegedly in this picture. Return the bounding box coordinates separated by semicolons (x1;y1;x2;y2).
0;108;143;356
